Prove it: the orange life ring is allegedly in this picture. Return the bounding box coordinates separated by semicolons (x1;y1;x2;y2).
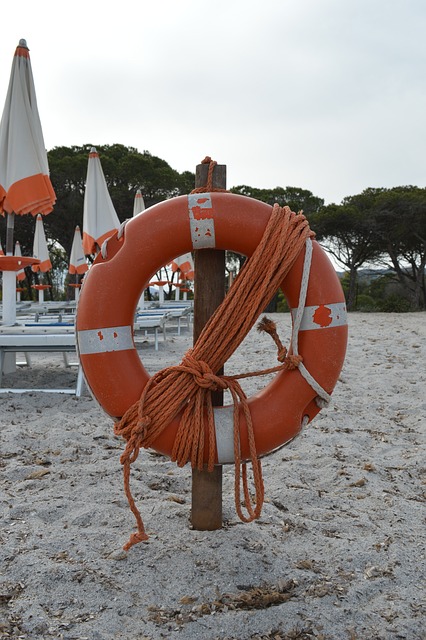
76;192;347;464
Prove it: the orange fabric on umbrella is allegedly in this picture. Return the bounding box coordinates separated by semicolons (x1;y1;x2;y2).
69;225;88;275
133;188;145;217
32;214;52;273
82;147;120;255
171;252;195;280
0;39;56;217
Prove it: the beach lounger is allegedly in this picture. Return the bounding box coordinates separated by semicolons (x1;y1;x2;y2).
0;329;83;395
133;313;170;350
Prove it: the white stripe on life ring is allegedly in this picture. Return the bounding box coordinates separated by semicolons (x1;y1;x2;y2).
292;303;347;331
214;406;235;464
188;193;216;249
77;326;134;355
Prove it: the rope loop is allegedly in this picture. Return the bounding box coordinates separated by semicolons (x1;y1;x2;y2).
190;156;228;194
257;316;286;360
277;348;288;363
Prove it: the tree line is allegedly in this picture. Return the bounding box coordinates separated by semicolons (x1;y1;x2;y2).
1;144;425;310
230;185;425;310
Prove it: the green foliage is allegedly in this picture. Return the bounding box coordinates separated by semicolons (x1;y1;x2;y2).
377;295;413;312
338;272;350;299
311;186;426;310
366;273;394;300
277;290;290;313
2;144;424;310
231;185;324;217
42;144;195;256
330;270;418;312
354;294;378;311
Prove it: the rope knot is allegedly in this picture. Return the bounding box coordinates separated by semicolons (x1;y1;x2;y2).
182;352;226;390
135;416;151;436
284;354;303;370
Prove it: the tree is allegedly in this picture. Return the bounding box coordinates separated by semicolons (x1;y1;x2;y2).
311;189;385;310
44;144;196;257
0;145;196;259
0;145;197;299
230;185;325;311
231;185;324;217
372;186;426;309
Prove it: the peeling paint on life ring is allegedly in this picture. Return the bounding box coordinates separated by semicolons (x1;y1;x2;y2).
292;303;347;331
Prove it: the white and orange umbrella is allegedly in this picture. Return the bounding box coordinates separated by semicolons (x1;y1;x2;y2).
68;225;88;301
82;147;120;256
0;40;56;219
32;214;52;273
0;39;55;325
14;241;26;283
133;188;145;217
171;252;195;281
69;226;88;275
31;214;52;302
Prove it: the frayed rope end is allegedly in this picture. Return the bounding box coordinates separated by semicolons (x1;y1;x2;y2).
123;530;149;552
257;315;277;335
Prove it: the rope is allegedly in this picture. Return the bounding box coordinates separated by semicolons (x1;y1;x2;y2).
100;219;129;260
290;237;332;408
113;195;315;550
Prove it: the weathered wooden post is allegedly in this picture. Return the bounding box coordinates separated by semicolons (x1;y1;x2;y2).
191;159;226;530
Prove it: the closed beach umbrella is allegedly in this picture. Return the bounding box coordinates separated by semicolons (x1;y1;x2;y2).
133;188;145;217
69;225;87;302
69;225;88;275
32;214;52;273
82;147;120;256
14;241;26;282
0;39;55;325
0;39;56;218
31;214;52;302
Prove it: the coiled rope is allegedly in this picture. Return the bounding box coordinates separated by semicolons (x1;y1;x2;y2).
113;169;315;551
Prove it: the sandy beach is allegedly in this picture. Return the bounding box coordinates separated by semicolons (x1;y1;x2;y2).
1;312;425;640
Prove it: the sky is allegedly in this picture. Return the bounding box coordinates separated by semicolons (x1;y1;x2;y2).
1;0;425;206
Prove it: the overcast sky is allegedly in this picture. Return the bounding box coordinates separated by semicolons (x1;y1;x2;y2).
1;0;425;205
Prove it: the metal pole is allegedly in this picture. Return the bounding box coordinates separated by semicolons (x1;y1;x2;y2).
5;213;15;255
191;161;226;530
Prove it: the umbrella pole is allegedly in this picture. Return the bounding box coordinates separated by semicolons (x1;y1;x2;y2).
2;213;18;372
191;160;226;531
5;213;15;255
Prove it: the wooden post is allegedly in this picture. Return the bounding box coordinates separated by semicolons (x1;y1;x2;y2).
191;161;226;530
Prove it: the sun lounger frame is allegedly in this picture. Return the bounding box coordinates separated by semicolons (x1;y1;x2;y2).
0;333;83;395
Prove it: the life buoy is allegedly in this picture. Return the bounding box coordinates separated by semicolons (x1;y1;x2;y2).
76;192;347;464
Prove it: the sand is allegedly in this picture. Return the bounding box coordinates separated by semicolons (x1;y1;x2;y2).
0;312;425;640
